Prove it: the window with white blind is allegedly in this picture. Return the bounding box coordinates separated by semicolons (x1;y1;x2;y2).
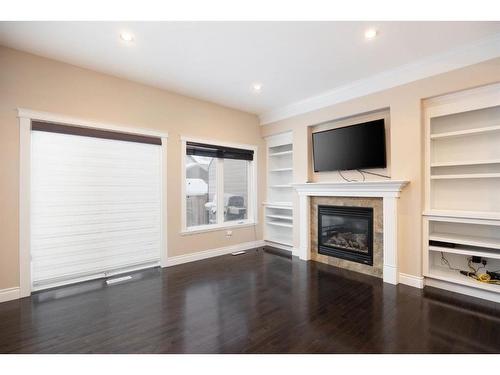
182;139;257;233
30;122;163;290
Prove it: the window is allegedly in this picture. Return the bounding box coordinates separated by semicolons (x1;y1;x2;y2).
183;139;256;232
30;121;163;290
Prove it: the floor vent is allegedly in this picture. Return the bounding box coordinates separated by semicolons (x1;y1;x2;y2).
106;275;133;285
231;251;246;256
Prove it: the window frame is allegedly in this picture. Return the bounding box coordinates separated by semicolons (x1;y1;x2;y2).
181;136;258;235
17;108;168;298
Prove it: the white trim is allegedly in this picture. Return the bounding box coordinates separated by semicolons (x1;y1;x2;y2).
264;241;293;252
265;131;293;148
0;287;20;303
17;108;168;138
160;136;168;267
425;81;500;118
298;194;311;261
259;33;500;125
382;197;399;285
399;273;425;289
180;136;258;233
19;116;31;298
17;108;168;295
425;278;500;303
165;240;266;267
293;180;409;285
292;180;409;198
181;221;257;236
180;140;188;233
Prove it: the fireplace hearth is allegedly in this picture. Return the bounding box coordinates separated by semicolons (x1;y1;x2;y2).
318;205;373;266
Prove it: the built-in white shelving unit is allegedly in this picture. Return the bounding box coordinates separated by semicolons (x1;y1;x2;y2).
264;132;294;250
423;83;500;303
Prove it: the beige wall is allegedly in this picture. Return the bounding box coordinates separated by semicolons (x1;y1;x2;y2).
261;57;500;279
2;44;499;291
0;46;265;290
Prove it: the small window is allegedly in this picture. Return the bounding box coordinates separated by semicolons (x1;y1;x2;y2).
183;140;255;231
223;158;248;222
185;155;217;227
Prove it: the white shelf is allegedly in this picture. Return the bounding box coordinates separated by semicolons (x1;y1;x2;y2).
429;245;500;260
431;159;500;167
265;133;294;250
430;173;500;180
424;84;500;301
263;202;293;209
423;210;500;221
266;214;293;221
267;221;293;228
430;232;500;250
430;124;500;140
269;150;293;157
269;168;293;172
427;267;500;293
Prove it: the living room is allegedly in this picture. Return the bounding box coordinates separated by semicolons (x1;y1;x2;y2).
1;1;499;372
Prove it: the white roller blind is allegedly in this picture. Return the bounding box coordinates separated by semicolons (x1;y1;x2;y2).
31;130;162;289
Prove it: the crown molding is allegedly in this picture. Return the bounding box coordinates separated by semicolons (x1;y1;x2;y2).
259;33;500;125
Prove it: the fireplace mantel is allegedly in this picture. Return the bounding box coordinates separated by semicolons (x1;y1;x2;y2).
292;180;409;285
292;180;408;197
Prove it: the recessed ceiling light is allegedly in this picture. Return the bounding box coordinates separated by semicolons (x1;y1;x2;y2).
120;31;135;43
251;82;263;94
364;28;378;40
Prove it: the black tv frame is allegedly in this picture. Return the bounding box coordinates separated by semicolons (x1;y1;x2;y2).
311;119;387;173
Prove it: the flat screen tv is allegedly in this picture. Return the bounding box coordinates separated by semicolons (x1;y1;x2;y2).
312;119;386;172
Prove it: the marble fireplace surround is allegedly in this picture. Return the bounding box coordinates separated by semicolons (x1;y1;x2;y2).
292;181;409;285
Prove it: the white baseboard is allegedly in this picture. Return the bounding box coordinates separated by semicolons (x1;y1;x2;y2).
264;241;293;252
399;273;425;289
425;278;500;303
165;240;266;267
1;241;266;302
0;287;20;303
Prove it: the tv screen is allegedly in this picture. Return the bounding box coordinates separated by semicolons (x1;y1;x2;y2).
312;119;386;172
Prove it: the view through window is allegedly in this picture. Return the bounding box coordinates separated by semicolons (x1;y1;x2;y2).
184;142;253;229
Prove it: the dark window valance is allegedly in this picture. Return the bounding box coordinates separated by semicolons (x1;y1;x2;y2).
186;141;254;161
31;121;162;146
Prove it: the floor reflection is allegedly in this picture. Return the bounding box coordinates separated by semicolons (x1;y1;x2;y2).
0;248;499;353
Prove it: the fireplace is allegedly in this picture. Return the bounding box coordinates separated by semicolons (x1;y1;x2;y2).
318;205;373;266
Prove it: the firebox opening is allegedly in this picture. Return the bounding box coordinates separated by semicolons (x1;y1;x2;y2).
318;205;374;266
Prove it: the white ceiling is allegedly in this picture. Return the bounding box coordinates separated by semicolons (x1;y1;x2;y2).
1;21;500;123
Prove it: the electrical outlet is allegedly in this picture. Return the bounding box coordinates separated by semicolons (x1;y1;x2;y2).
226;230;233;237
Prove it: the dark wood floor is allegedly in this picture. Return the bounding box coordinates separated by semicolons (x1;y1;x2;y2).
1;247;499;353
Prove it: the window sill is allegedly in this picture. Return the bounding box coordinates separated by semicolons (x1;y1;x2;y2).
181;221;257;236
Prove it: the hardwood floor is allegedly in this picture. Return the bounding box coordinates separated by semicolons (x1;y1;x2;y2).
1;247;499;353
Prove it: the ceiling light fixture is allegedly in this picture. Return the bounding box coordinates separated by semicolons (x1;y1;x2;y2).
364;28;378;40
120;31;135;43
251;82;263;94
